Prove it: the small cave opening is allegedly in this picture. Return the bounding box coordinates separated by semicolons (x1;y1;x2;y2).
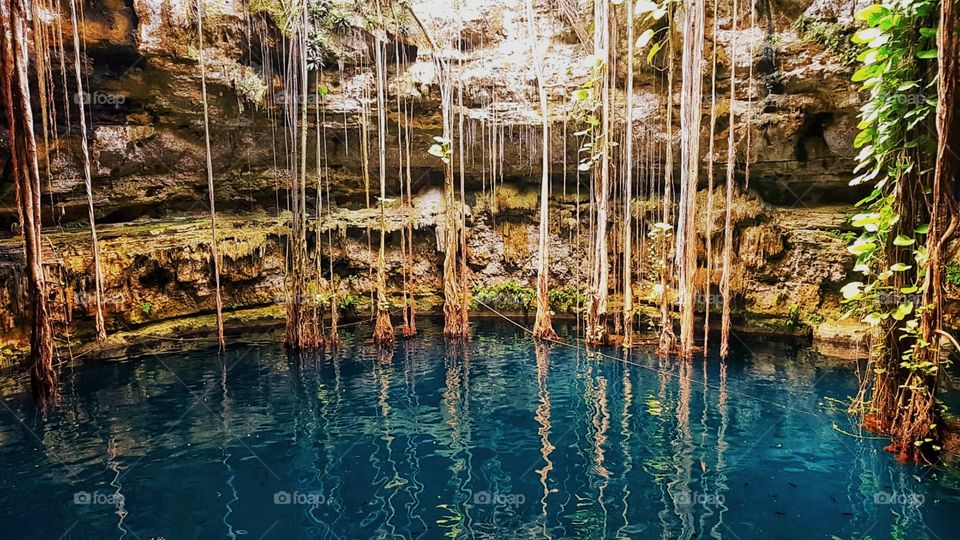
793;113;833;163
138;261;176;291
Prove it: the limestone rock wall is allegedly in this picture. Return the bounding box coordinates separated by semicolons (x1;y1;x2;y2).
0;0;895;358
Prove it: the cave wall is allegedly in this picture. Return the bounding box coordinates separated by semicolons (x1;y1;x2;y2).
0;0;886;359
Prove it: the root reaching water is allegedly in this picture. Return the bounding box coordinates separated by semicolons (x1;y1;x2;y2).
585;0;611;346
372;4;395;347
719;0;739;360
196;0;226;351
676;0;707;356
525;0;558;342
69;0;107;344
2;0;58;402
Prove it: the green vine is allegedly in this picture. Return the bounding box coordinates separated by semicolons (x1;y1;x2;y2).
947;260;960;289
472;281;536;312
794;16;860;65
843;0;945;455
843;0;937;347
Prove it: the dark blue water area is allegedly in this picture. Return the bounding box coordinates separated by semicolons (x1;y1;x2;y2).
0;318;958;539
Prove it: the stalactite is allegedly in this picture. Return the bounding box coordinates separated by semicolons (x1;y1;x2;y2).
196;0;226;351
68;0;108;343
1;0;58;402
526;0;558;341
676;0;706;356
720;0;740;360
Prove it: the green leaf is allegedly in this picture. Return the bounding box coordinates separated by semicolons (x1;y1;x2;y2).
893;235;915;246
634;0;658;14
427;144;449;164
854;4;887;23
891;301;914;321
637;28;655;49
915;223;929;234
852;28;883;44
848;239;877;256
916;49;937;59
890;262;912;272
646;41;663;64
841;282;864;300
852;64;878;83
852;212;880;230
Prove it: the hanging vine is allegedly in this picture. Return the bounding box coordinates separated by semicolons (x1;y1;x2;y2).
1;0;58;402
843;0;949;463
196;0;227;351
525;0;559;341
372;0;395;347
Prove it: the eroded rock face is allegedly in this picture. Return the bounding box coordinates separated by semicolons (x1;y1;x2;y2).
6;0;867;222
0;0;882;358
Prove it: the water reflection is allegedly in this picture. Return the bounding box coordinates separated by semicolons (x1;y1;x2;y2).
0;319;956;539
534;342;554;539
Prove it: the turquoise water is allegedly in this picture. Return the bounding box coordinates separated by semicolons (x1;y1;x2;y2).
0;319;958;539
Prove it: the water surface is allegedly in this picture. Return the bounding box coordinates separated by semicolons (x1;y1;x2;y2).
0;319;957;539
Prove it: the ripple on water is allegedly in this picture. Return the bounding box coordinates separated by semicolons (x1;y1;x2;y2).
0;318;957;539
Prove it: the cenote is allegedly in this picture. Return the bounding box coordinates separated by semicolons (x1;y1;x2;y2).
3;0;960;538
1;319;957;539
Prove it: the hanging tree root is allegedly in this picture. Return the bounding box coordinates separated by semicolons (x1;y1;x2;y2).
532;289;560;342
584;295;607;346
2;0;59;403
28;287;58;404
373;306;395;347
